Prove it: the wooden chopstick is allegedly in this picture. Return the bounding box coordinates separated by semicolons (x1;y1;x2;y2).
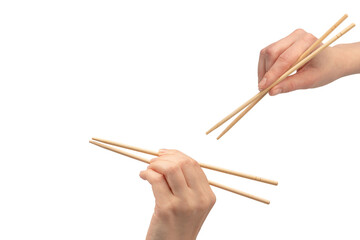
212;15;349;139
90;140;150;164
297;14;348;61
206;15;354;139
92;137;278;185
89;139;272;204
216;22;355;139
92;138;158;156
216;94;263;140
216;16;351;139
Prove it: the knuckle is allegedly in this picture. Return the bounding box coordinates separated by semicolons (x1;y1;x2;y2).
263;70;272;79
265;45;277;57
190;159;200;167
263;72;276;85
149;157;159;163
277;54;292;68
195;195;214;211
179;158;199;171
260;45;276;58
303;33;317;43
179;156;196;166
167;149;181;155
293;28;306;35
197;197;209;209
178;158;189;168
192;191;217;210
209;192;217;206
263;46;280;66
260;47;267;57
152;174;164;183
163;164;179;176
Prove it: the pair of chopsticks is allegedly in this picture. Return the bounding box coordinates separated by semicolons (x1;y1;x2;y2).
207;14;355;139
90;137;278;204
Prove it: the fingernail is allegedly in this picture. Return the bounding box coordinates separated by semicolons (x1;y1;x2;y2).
272;88;282;96
258;78;267;90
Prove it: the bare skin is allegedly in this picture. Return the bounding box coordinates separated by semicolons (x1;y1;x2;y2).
140;149;216;240
137;30;360;240
258;29;360;96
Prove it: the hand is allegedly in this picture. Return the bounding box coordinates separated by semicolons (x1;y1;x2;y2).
140;149;216;240
257;29;358;95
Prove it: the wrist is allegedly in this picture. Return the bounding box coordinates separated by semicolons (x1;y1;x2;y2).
333;43;360;77
146;215;198;240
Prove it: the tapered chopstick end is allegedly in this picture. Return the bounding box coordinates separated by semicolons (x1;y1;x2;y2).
216;133;225;140
206;127;215;135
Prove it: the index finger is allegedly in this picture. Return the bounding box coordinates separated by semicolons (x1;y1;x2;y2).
261;33;317;90
258;29;304;82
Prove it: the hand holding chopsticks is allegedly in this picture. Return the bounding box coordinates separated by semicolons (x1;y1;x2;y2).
139;148;217;240
90;137;278;204
207;14;355;139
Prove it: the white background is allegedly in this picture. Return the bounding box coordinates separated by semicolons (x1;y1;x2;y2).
1;1;359;239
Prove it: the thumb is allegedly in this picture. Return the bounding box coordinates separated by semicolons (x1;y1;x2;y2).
269;69;317;96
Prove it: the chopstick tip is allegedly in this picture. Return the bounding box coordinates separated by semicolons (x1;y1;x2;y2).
216;133;224;140
206;128;214;135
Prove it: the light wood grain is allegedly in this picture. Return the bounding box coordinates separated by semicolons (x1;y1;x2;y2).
92;138;278;185
92;137;158;156
297;14;348;61
90;139;150;164
216;23;355;139
90;139;272;204
208;16;354;139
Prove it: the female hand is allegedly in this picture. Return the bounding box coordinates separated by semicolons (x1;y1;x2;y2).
140;149;216;240
258;29;360;95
